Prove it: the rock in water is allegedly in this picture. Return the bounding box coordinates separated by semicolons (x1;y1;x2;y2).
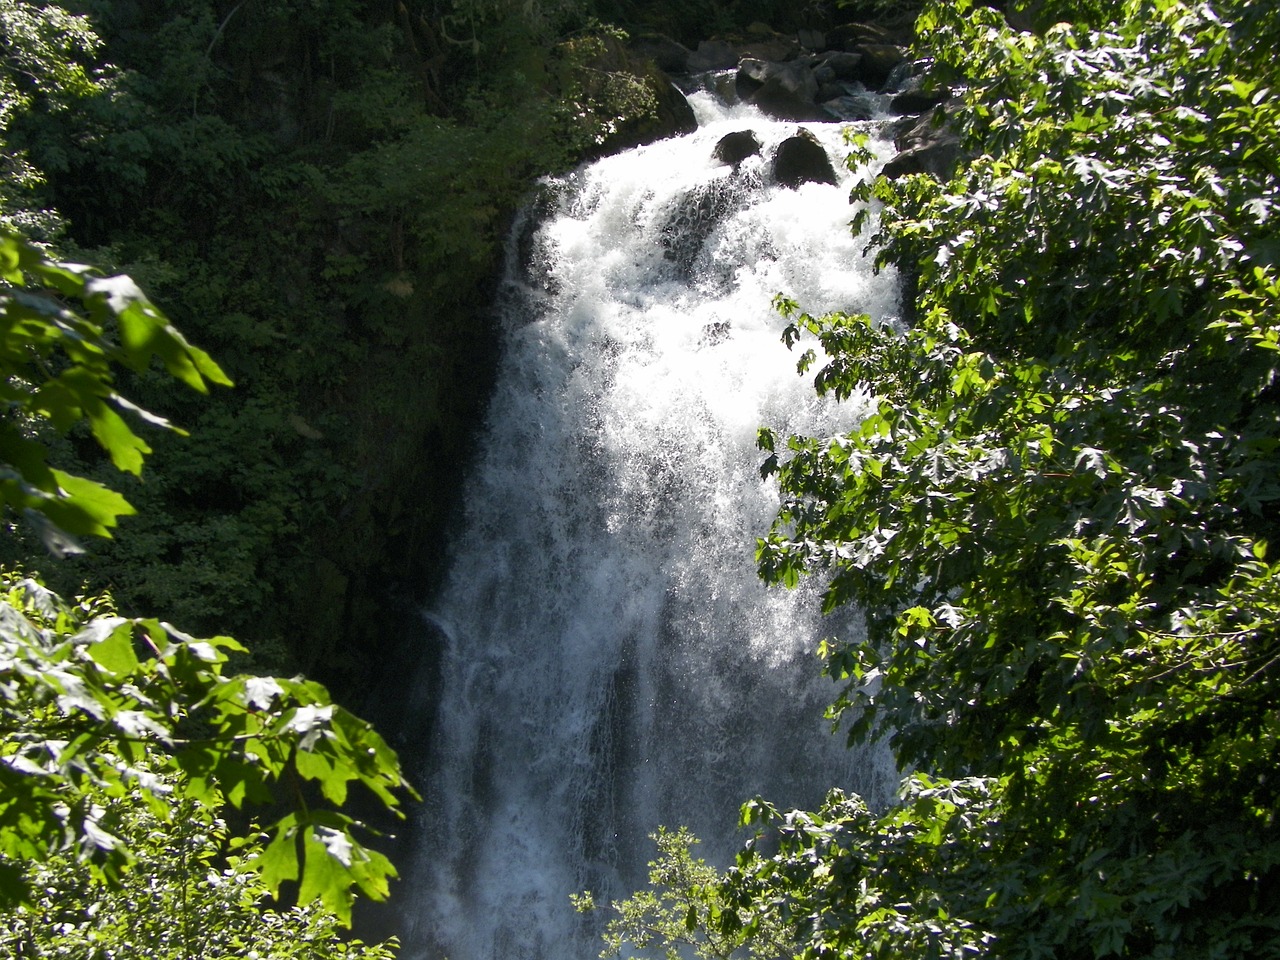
713;130;763;168
773;129;838;188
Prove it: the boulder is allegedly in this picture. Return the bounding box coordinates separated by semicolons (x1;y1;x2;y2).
740;20;799;61
881;58;918;94
820;94;877;121
816;51;865;82
891;87;949;114
752;77;834;121
893;109;954;150
737;58;831;122
629;33;691;74
703;70;740;103
629;73;698;148
882;140;960;179
687;39;740;72
713;130;763;168
797;28;826;51
564;32;697;159
828;21;898;48
829;17;915;47
734;57;777;97
773;129;838;188
852;43;908;89
737;38;799;62
883;109;961;180
816;80;846;103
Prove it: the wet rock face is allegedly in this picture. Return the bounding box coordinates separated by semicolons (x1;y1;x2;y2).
852;43;909;89
820;90;879;122
516;181;569;297
773;129;838;188
660;179;744;280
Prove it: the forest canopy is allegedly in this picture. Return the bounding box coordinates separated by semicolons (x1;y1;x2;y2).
600;0;1280;957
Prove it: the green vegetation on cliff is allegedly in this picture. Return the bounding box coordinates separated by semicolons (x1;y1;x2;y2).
595;0;1280;956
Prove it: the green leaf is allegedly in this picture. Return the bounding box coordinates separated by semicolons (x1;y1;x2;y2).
42;471;136;536
82;619;140;675
299;825;355;924
85;400;152;477
259;815;301;892
114;299;233;392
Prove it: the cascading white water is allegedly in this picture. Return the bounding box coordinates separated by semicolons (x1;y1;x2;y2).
403;90;900;960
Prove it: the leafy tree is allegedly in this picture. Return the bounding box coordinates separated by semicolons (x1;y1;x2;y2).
0;564;412;924
0;0;111;237
0;771;397;960
602;0;1280;957
574;828;795;960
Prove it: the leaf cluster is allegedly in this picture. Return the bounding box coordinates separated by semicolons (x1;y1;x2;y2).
0;229;230;554
0;568;416;924
579;827;795;960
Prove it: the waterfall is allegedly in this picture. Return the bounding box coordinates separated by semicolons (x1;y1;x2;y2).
401;89;900;960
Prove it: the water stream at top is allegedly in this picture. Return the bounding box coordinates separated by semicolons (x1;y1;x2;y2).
401;86;901;960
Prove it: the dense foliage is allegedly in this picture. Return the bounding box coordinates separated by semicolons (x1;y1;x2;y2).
573;828;794;960
599;0;1280;957
0;230;229;552
0;566;411;921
